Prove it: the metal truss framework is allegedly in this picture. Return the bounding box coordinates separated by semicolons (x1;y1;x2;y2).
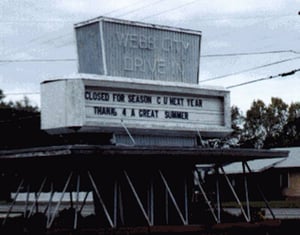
1;162;276;230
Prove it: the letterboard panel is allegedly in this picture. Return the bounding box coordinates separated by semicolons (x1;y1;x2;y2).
41;76;231;138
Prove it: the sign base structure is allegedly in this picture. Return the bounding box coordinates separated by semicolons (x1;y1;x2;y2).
41;74;231;146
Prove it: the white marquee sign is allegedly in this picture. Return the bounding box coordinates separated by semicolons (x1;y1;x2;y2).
41;76;231;137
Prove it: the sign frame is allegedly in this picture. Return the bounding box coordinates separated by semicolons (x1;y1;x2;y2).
41;75;231;138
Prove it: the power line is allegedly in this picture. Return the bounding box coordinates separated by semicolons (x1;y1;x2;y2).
2;49;299;63
0;20;75;24
90;0;143;17
1;8;294;24
2;50;300;64
117;0;169;18
1;49;300;64
198;13;294;22
0;33;73;66
4;69;300;96
79;0;169;23
0;0;167;64
140;0;199;20
4;92;40;96
1;2;296;67
0;59;75;63
226;68;300;89
0;1;147;24
200;56;300;83
201;50;300;58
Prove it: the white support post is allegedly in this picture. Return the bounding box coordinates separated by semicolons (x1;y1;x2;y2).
159;170;187;225
24;184;30;218
193;170;219;223
124;170;152;226
147;178;154;225
220;166;250;222
215;167;221;223
45;182;54;225
2;179;24;226
88;171;115;228
74;174;81;230
118;184;124;225
184;177;189;224
244;162;276;219
113;179;118;226
243;162;251;221
150;179;154;225
79;191;90;214
165;186;169;224
28;177;47;218
47;172;73;229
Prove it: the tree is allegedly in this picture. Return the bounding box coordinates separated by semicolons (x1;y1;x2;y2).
12;96;38;112
229;105;244;146
0;89;38;111
238;97;297;148
0;89;10;108
241;99;267;148
281;102;300;146
0;89;4;101
263;98;289;148
0;89;41;149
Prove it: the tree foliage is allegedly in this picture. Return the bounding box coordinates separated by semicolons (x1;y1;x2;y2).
242;100;267;148
0;89;41;149
283;102;300;146
232;97;300;149
230;105;244;146
0;91;38;112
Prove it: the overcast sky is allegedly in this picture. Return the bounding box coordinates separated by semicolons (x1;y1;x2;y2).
0;0;300;112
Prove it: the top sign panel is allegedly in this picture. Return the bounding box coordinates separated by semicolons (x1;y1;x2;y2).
75;17;201;84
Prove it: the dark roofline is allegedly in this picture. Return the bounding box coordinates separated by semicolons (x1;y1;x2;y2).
0;145;289;165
